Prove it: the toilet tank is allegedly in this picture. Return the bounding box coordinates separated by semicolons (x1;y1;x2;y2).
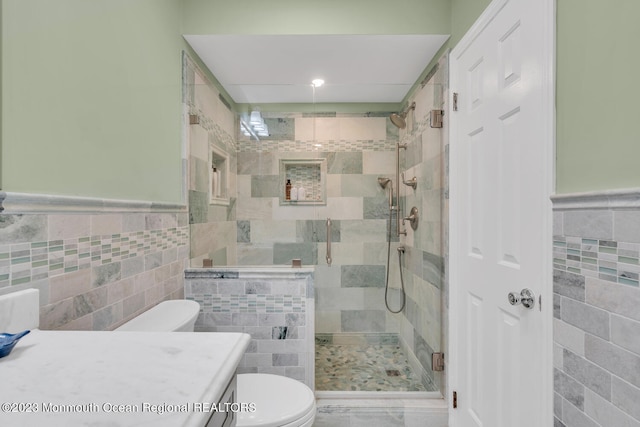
115;300;201;332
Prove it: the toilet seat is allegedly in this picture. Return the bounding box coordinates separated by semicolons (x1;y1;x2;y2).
235;374;316;427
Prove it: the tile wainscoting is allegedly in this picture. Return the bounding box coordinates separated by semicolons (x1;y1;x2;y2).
0;192;189;331
552;189;640;427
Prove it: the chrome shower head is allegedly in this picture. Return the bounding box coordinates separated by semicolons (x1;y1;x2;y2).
390;102;416;129
378;177;391;188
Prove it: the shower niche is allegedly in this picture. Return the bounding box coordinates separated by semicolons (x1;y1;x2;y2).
279;159;326;205
209;145;229;205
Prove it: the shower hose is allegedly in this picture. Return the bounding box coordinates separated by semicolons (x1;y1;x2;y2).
384;205;406;314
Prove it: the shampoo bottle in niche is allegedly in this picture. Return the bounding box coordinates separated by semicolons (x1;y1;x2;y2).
285;179;292;200
291;184;298;201
298;185;306;201
212;165;218;198
215;168;222;198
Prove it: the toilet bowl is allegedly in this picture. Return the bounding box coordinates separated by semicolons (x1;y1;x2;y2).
116;299;316;427
236;373;315;427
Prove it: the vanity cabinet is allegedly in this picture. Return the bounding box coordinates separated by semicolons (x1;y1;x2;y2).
206;373;237;427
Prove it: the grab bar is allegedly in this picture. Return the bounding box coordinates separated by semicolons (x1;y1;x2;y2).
326;218;332;266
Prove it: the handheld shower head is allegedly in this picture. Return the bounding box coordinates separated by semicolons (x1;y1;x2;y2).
390;102;416;129
377;177;391;188
378;177;393;209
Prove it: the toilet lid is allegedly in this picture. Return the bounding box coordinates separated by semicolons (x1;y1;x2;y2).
236;374;315;427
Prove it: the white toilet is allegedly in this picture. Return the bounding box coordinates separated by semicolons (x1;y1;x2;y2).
116;299;316;427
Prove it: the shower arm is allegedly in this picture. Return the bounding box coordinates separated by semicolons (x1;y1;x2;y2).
396;142;407;236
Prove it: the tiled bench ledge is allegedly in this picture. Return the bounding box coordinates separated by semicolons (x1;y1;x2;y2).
184;267;315;389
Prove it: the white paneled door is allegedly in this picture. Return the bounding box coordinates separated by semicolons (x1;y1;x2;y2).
449;0;554;426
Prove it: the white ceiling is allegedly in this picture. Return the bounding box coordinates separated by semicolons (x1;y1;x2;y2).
183;34;449;104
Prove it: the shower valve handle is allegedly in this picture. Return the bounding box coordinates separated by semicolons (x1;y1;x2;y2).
402;207;419;231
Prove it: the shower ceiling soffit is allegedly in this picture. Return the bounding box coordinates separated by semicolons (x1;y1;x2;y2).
183;34;450;104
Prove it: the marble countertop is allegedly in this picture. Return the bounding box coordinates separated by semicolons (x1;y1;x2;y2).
0;330;250;427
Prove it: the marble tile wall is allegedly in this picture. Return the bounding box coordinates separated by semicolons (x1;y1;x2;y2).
553;203;640;427
0;212;189;330
185;56;238;268
235;117;402;338
184;267;315;388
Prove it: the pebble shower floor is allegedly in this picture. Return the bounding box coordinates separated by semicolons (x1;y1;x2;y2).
315;343;428;392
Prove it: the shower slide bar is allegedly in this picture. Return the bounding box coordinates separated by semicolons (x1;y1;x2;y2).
326;218;332;266
396;143;407;236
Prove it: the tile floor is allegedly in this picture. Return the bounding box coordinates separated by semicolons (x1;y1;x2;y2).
315;343;427;392
313;399;448;427
313;335;447;426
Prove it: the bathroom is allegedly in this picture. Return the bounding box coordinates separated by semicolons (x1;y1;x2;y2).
2;1;640;427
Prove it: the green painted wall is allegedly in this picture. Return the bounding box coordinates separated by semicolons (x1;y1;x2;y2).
182;0;450;35
556;0;640;193
404;0;491;106
0;1;3;191
450;0;492;47
1;0;184;202
4;0;634;200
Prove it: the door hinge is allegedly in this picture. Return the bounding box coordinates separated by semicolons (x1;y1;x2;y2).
539;295;542;312
453;391;458;409
432;352;445;371
453;92;459;111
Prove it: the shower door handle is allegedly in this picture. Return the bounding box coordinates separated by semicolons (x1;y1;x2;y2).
326;218;332;266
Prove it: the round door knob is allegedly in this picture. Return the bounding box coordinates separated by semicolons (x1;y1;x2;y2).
508;292;521;306
508;288;536;309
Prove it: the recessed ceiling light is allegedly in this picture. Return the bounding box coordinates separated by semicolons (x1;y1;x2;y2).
311;79;325;88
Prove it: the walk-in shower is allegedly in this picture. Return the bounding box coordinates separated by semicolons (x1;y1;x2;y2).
185;53;448;397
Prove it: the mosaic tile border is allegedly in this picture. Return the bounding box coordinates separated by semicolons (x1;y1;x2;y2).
398;112;442;147
553;235;640;287
237;138;396;153
191;294;305;313
183;54;236;153
188;108;237;153
0;226;188;288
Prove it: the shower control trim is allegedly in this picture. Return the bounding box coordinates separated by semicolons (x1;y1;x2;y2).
403;207;419;231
